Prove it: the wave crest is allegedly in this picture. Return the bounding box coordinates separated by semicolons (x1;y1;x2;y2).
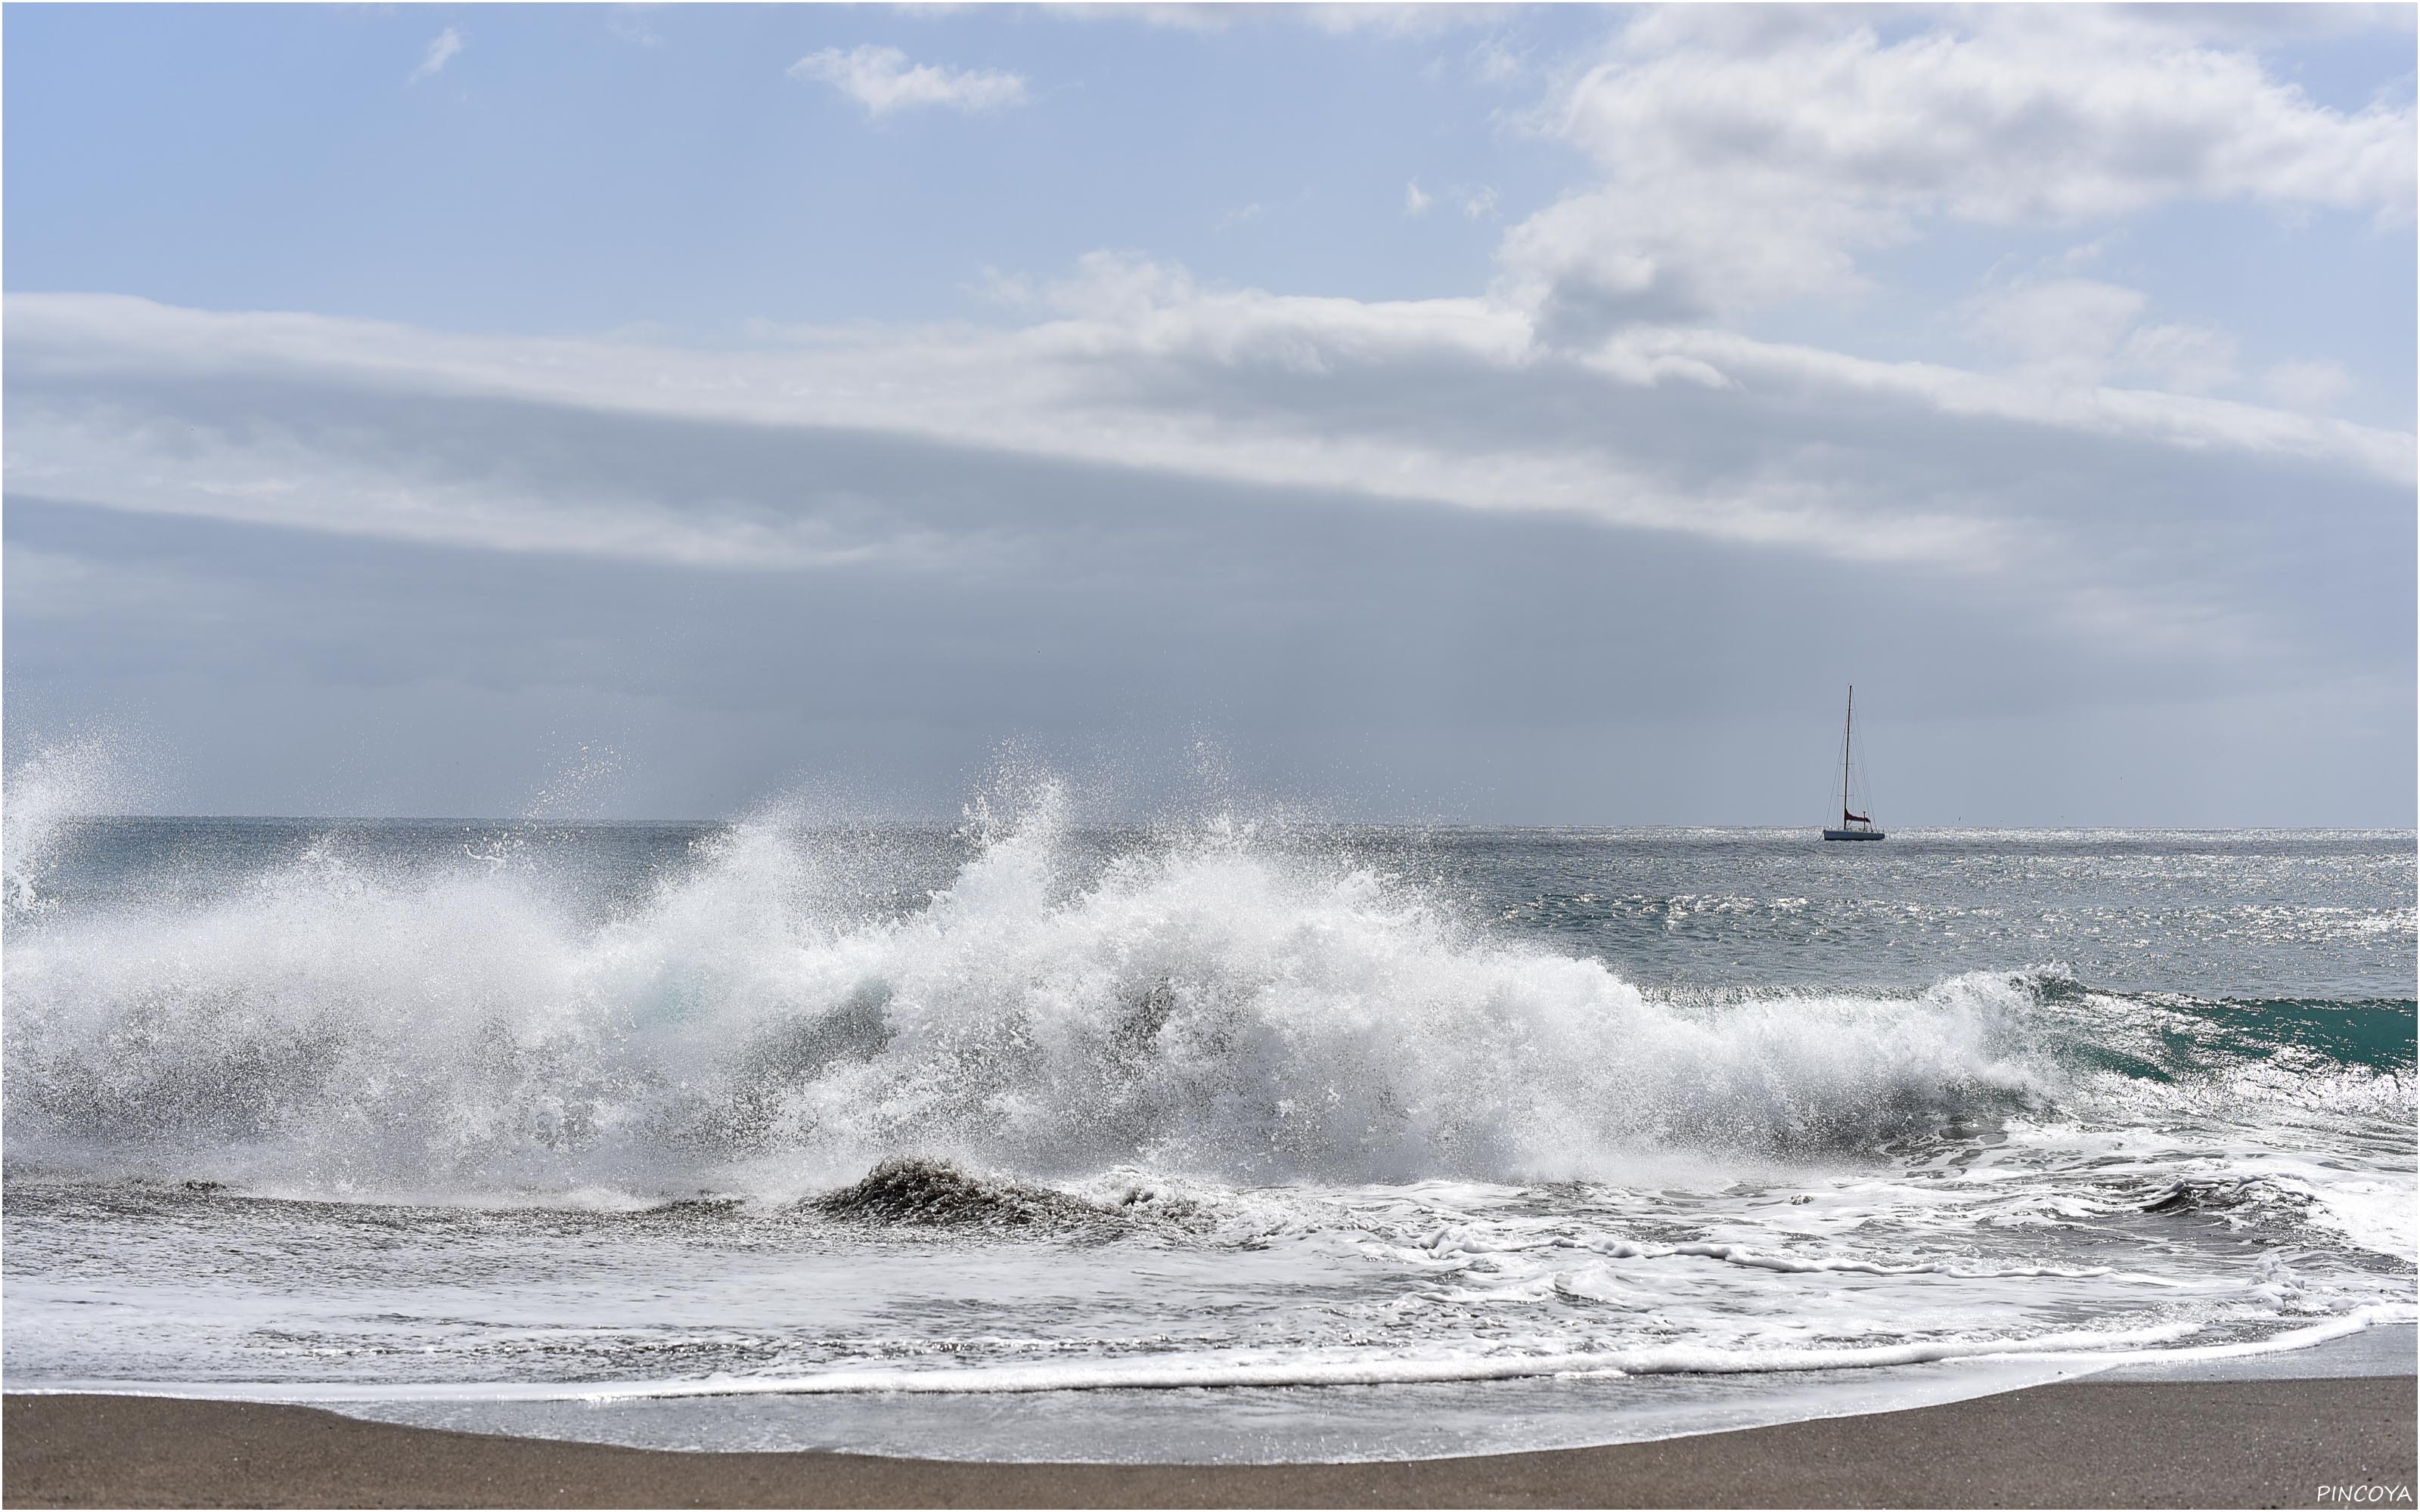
7;790;2051;1198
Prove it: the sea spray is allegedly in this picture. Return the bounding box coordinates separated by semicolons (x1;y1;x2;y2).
2;736;140;916
5;784;2050;1197
3;804;2409;1460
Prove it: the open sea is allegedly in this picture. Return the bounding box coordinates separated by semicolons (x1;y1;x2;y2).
5;790;2414;1461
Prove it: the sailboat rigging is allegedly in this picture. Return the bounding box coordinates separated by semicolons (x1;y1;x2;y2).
1823;686;1885;841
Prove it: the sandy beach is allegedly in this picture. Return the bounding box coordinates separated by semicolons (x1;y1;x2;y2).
7;1374;2412;1509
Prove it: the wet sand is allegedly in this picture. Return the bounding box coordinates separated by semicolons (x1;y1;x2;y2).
6;1376;2414;1509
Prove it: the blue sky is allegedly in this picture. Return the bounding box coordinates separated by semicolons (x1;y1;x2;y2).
5;5;1591;326
5;4;2414;823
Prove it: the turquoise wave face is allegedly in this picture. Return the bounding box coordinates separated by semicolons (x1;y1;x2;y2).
2039;990;2417;1084
2162;997;2417;1071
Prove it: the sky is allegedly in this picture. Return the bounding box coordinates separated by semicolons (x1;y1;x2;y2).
4;2;2414;825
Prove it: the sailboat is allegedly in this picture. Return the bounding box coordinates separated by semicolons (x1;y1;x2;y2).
1823;686;1885;841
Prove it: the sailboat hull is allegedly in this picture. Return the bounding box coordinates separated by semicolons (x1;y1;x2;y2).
1822;829;1885;841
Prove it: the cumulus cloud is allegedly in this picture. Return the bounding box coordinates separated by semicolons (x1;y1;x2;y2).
789;45;1027;116
408;28;464;85
1500;8;2418;331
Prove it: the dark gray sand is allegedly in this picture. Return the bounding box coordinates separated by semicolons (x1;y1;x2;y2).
7;1375;2415;1509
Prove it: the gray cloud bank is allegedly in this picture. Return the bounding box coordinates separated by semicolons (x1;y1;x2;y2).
5;278;2409;823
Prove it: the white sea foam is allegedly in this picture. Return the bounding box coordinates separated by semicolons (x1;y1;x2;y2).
5;785;2057;1197
21;1307;2416;1408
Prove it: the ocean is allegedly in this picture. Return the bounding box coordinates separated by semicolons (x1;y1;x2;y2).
4;790;2413;1461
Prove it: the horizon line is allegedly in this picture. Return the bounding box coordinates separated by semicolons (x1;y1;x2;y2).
32;813;2420;835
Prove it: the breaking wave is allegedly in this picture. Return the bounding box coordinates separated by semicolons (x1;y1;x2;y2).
3;782;2402;1203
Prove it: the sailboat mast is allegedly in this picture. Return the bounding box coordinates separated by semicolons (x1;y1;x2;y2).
1841;686;1854;821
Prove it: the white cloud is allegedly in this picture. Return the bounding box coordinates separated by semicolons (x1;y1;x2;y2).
1404;180;1494;222
966;265;1040;311
2264;358;2356;413
408;28;464;85
1470;35;1525;85
2055;237;2114;271
6;400;909;571
789;45;1027;116
1965;277;2150;381
1039;3;1235;34
1215;203;1267;232
1962;277;2241;397
1584;322;2400;482
7;276;2407;689
12;280;2396;497
1502;181;1880;333
2113;323;2239;397
1298;5;1506;39
1500;9;2417;329
1036;3;1505;37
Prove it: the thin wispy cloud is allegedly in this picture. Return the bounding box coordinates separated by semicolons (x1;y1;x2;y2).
1404;181;1432;216
1469;35;1525;84
408;28;464;85
1043;5;1504;38
789;45;1027;116
2266;358;2356;413
607;12;662;48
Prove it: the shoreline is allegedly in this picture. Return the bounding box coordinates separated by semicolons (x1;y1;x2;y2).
9;1374;2415;1508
